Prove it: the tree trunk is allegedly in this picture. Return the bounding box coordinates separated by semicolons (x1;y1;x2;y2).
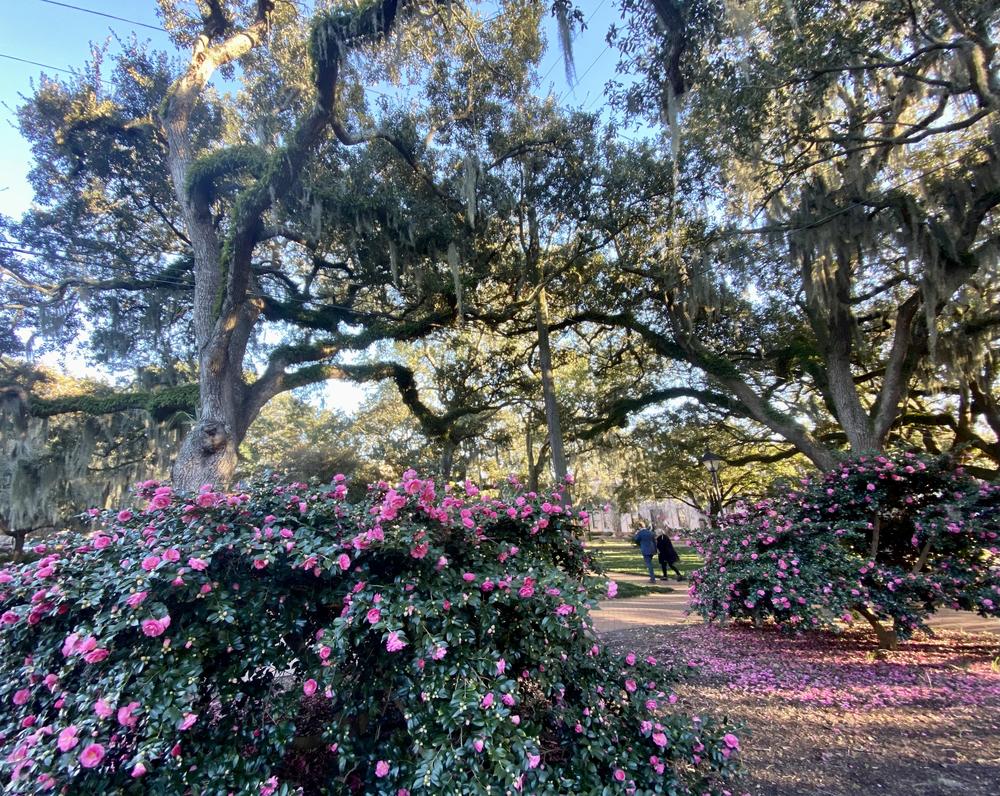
440;439;456;480
11;531;26;564
856;605;899;650
535;288;569;487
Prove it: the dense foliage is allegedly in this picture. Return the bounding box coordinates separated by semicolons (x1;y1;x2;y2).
689;452;1000;647
0;474;739;794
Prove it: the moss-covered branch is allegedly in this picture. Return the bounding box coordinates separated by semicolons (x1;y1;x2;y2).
12;384;198;423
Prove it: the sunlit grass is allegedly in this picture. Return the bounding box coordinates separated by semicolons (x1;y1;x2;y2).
587;538;701;580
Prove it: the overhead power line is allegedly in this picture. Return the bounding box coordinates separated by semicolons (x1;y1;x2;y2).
0;52;111;85
36;0;167;33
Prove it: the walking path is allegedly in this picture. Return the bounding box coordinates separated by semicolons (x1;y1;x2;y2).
592;572;1000;635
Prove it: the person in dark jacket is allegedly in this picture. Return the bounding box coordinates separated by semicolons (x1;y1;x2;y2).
633;525;658;583
657;532;684;581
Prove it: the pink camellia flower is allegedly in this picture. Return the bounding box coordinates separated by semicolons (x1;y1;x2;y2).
188;557;208;571
253;559;269;570
140;556;161;572
606;580;618;598
93;535;111;550
613;768;626;782
94;699;114;719
624;679;637;693
303;679;318;697
131;763;147;778
336;553;351;571
117;701;140;727
162;548;181;563
496;657;507;675
385;631;407;652
555;604;574;616
481;692;495;709
261;775;279;796
366;608;381;624
502;694;515;707
723;733;740;750
178;713;198;731
462;572;477;582
625;653;636;666
12;689;30;706
651;731;668;748
473;739;485;753
141;618;166;637
126;591;148;608
117;510;133;523
57;725;79;752
1;611;18;625
79;743;105;768
431;645;447;660
83;648;109;664
375;760;390;778
528;753;541;769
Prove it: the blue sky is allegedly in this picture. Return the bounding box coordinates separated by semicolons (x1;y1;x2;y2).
0;0;631;219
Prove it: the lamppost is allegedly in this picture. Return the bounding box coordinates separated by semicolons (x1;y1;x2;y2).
699;451;725;524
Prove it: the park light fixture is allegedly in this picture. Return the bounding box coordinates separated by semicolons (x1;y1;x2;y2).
699;450;724;474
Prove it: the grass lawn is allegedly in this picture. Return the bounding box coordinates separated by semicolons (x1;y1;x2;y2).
587;538;702;580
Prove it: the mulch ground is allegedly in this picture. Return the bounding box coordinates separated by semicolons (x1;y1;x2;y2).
600;623;1000;796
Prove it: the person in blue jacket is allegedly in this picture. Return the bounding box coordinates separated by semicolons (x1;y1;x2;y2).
633;525;658;583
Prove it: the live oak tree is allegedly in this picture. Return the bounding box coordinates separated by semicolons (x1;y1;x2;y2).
581;0;1000;473
1;0;549;491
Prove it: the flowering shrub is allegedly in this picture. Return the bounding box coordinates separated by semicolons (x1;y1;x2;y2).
0;473;739;794
690;452;1000;648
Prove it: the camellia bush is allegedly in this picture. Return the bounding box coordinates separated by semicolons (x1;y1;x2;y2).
690;451;1000;649
0;472;740;794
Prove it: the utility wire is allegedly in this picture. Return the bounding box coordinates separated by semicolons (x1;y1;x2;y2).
0;52;112;86
36;0;167;33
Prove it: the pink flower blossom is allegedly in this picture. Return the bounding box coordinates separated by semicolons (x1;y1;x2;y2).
481;692;495;709
462;572;477;582
57;725;79;752
473;739;485;753
94;699;114;719
83;648;109;664
188;557;208;571
117;701;140;727
607;580;618;598
496;657;507;675
336;553;351;570
375;760;390;778
385;631;407;652
79;743;105;768
652;731;668;748
366;608;381;624
723;733;740;750
126;591;148;607
131;763;147;778
141;614;170;637
117;510;133;522
613;768;625;782
12;689;30;705
140;555;161;572
178;713;198;730
303;679;318;696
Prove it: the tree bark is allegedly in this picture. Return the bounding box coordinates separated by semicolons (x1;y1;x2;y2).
856;605;899;650
535;288;569;484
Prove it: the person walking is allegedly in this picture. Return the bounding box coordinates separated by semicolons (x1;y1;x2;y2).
657;532;684;581
633;525;658;583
